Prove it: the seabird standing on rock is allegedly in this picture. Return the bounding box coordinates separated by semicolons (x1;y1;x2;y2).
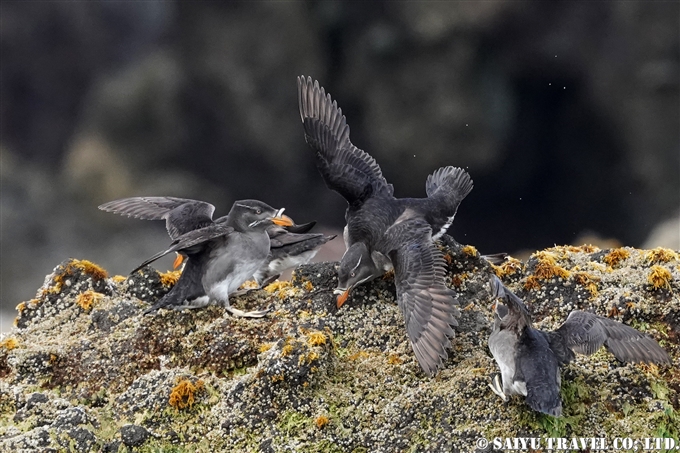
124;199;293;317
488;275;670;416
298;76;472;375
99;196;335;287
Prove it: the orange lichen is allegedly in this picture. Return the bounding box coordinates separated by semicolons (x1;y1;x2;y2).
168;378;204;410
608;305;620;318
564;244;600;253
259;343;274;354
443;254;453;265
240;280;260;290
75;290;104;311
645;247;678;264
298;351;319;366
0;338;18;351
70;259;108;280
111;275;127;283
271;374;284;383
648;265;672;291
451;273;467;288
523;275;541;291
492;257;523;278
301;280;314;292
158;270;182;286
348;351;371;361
573;272;600;298
281;344;294;357
462;245;478;257
532;251;571;280
307;331;327;347
265;280;292;293
15;301;28;314
315;415;330;429
603;248;630;267
387;354;403;365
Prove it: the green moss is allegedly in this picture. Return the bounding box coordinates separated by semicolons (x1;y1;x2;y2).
277;410;312;437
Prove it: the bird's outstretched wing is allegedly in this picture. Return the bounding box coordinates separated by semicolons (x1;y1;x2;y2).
130;223;234;274
99;197;216;239
298;76;393;203
548;311;670;365
381;218;460;376
489;276;533;333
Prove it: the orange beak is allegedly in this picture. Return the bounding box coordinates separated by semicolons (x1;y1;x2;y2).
336;289;350;308
271;214;294;227
173;253;185;269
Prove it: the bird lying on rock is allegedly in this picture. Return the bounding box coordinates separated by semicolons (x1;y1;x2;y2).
488;275;670;416
99;196;335;289
104;199;294;317
298;76;472;376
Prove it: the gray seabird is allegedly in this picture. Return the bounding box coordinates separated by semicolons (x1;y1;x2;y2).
122;199;293;317
99;196;335;287
488;275;670;416
298;76;472;376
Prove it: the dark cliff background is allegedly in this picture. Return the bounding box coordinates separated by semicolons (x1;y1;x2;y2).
1;2;678;329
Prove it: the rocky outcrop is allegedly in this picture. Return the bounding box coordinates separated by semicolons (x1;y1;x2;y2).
0;239;678;451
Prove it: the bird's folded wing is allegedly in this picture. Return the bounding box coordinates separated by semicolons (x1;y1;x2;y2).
130;223;233;274
382;219;460;376
298;76;393;203
517;329;563;417
268;231;325;249
553;311;670;364
99;196;216;239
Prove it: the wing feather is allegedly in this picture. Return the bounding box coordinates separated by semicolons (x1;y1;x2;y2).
99;197;216;239
551;311;670;364
130;223;233;274
382;219;460;376
298;76;393;203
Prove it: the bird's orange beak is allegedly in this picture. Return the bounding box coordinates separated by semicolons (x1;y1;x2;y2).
336;289;350;308
271;214;294;227
173;253;184;269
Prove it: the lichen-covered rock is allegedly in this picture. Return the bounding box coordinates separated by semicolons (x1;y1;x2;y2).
0;239;678;451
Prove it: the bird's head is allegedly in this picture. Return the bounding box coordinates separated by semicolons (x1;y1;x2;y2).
334;242;381;308
229;200;294;232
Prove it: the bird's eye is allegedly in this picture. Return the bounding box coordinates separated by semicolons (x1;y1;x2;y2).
350;272;355;277
256;209;262;214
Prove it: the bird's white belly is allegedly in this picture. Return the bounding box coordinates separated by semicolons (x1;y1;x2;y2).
209;265;258;301
204;233;269;301
489;330;526;396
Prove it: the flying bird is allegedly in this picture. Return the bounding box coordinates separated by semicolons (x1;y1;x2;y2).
488;275;670;416
297;76;473;375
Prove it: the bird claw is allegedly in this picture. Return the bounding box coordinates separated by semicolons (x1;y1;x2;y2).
489;374;508;402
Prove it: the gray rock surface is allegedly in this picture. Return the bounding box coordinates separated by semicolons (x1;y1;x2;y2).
0;238;677;451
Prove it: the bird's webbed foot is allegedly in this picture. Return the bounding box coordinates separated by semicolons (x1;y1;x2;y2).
489;373;508;402
223;300;271;318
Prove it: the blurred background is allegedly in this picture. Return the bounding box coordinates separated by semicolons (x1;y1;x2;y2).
1;2;678;331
